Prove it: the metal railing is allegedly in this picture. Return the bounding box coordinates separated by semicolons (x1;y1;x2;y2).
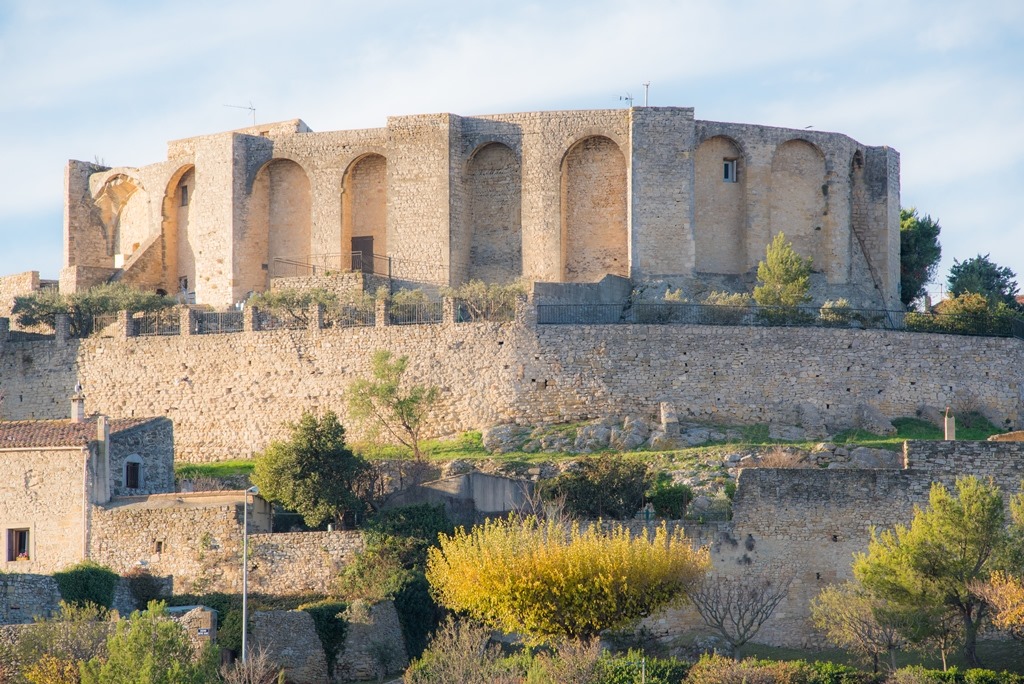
323;305;376;328
254;309;307;331
389;301;443;325
537;302;1024;338
271;252;394;278
194;311;244;334
91;314;119;336
134;312;181;337
455;297;517;323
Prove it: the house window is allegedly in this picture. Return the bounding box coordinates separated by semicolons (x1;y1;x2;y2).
7;529;29;561
723;159;738;183
180;185;189;207
125;456;143;490
154;540;163;554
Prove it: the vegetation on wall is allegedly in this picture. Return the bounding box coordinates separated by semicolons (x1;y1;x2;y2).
251;410;372;528
247;286;339;325
900;208;943;309
346;350;440;462
53;560;121;609
440;279;525;321
12;282;175;336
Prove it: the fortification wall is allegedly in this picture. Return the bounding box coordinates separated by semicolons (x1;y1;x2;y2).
89;494;363;596
0;320;1021;462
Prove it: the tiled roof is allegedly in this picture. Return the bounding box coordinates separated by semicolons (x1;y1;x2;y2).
0;417;158;450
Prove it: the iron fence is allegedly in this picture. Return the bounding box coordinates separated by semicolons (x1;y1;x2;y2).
91;314;119;336
455;297;517;323
388;301;444;325
194;310;243;334
254;309;307;331
537;302;1023;338
134;312;181;337
323;305;376;328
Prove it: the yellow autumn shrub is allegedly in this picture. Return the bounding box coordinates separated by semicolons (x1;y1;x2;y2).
426;517;709;643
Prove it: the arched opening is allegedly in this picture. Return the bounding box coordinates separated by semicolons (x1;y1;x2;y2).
251;159;312;286
694;136;746;273
560;135;627;282
341;154;387;274
768;139;826;269
163;166;196;299
467;142;522;283
95;174;147;264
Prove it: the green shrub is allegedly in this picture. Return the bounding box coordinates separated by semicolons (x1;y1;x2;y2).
647;473;693;519
123;567;167;610
12;283;175;336
540;455;651;520
53;561;120;609
595;649;690;683
702;291;754;325
805;660;876;684
249;286;339;326
298;599;348;677
820;298;853;326
442;279;524;321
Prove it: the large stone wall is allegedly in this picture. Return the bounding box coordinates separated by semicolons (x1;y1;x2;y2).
1;317;1021;462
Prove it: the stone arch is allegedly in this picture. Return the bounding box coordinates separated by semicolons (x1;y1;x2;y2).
341;153;387;274
161;165;196;297
768;139;826;269
466;142;522;283
694;136;746;274
95;173;148;261
251;158;312;284
560;135;628;282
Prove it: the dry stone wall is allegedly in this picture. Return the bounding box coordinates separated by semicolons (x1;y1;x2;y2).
0;319;1021;462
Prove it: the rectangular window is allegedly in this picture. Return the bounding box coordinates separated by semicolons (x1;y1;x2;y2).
7;529;29;561
126;462;141;489
723;159;738;183
180;185;189;207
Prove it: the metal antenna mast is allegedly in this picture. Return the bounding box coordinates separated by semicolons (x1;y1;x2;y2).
618;92;634;107
642;81;650;107
224;101;257;126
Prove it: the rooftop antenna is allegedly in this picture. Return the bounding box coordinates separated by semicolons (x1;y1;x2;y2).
642;81;650;107
224;101;257;126
618;92;634;108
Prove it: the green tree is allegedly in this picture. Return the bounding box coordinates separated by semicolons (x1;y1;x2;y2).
811;581;910;673
947;254;1021;309
80;601;218;684
346;350;440;461
900;208;942;308
13;601;112;683
426;517;709;643
251;410;370;528
541;455;650;520
248;286;339;326
12;283;174;337
753;232;813;308
853;476;1024;667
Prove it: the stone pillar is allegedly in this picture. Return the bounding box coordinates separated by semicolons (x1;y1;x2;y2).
117;310;133;338
243;306;257;332
54;314;70;343
180;307;194;336
375;298;389;328
944;407;956;440
514;293;536;327
309;303;324;331
442;297;457;325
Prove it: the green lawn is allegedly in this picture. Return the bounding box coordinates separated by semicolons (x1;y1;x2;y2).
173;414;1005;480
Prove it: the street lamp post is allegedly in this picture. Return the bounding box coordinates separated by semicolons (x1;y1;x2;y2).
241;485;259;662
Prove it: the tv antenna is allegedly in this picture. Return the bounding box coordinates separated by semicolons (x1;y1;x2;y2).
642;81;650;107
618;92;634;107
224;101;256;126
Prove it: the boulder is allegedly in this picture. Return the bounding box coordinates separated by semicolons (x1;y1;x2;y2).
768;424;806;441
251;610;328;684
856;404;896;436
647;430;681;450
574;423;612;452
481;424;530;453
610;427;648;451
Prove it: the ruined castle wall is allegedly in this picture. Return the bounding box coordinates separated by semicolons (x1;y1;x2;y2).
694;136;745;274
1;320;1021;463
0;271;40;322
0;448;88;574
90;496;363;596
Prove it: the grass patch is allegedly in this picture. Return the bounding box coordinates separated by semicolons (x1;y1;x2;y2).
175;459;254;480
833;415;1003;451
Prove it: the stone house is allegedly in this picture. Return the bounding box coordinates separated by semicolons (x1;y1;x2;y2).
0;393;173;574
59;106;900;310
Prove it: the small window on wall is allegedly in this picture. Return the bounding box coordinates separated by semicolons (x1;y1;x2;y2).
180;185;189;207
125;456;143;490
723;159;738;183
7;528;29;561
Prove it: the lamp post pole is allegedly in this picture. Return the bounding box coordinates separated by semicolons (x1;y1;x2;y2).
241;485;259;663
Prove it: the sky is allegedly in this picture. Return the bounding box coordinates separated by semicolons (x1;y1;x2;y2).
1;0;1021;300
